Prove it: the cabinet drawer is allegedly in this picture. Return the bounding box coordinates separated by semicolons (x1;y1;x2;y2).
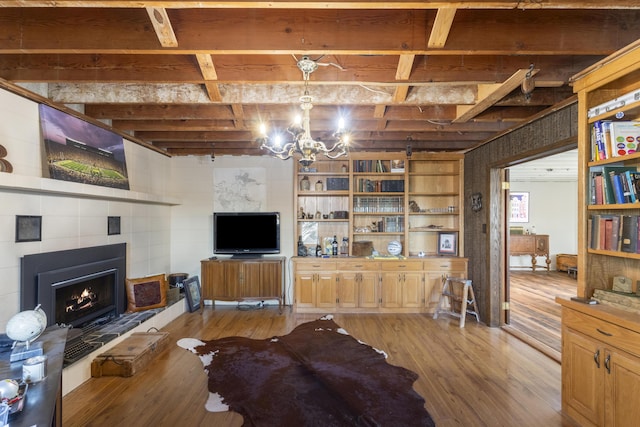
380;261;423;271
423;259;467;271
563;307;640;357
294;261;337;271
337;261;379;271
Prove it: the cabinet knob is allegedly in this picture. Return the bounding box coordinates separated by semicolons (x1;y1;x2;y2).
594;349;600;368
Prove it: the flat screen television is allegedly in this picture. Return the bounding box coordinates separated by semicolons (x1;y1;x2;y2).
213;212;280;257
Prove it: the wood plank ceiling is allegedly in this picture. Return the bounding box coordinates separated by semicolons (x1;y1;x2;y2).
0;1;639;157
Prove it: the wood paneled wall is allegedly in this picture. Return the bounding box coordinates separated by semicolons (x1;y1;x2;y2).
463;99;578;326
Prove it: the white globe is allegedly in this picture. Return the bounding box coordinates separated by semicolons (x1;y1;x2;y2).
6;306;47;344
387;240;402;256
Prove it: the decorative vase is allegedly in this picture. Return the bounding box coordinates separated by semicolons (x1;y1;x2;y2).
300;176;310;191
315;180;323;191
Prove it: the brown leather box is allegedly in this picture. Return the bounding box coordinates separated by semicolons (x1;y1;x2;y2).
91;332;170;377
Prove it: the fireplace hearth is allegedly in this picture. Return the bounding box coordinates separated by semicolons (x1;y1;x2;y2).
20;244;129;365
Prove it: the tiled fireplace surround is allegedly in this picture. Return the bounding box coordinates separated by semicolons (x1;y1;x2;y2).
20;243;185;395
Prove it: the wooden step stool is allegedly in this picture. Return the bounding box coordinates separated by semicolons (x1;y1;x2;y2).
433;277;480;328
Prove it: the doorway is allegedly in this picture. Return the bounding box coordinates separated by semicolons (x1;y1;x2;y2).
501;149;578;361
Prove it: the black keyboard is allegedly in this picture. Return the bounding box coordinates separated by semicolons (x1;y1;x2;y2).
64;339;100;366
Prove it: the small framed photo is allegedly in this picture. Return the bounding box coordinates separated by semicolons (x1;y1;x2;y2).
391;159;405;173
108;216;121;235
16;215;42;242
184;276;202;312
437;232;458;256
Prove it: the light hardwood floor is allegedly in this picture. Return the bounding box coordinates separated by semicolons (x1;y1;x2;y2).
62;307;577;427
505;270;577;362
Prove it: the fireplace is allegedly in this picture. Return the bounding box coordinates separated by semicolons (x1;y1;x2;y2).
20;243;126;328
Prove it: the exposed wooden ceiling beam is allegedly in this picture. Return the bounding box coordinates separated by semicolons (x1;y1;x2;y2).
0;1;635;10
428;8;457;48
195;53;223;101
145;7;178;48
453;68;539;123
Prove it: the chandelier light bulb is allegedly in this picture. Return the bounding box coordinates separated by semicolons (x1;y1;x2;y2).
273;134;283;148
259;122;268;136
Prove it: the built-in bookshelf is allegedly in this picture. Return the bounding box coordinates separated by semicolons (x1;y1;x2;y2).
293;152;464;257
573;40;640;298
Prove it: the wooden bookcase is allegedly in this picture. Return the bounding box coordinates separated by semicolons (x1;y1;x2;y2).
293;152;464;257
572;40;640;299
561;40;640;427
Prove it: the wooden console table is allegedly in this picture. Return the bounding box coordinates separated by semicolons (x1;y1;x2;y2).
510;234;550;272
0;325;68;427
201;257;285;309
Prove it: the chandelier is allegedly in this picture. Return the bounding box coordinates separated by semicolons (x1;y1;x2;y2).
257;56;351;167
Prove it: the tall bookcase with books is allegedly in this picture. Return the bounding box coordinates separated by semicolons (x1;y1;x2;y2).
350;153;408;255
574;40;640;298
293;152;464;257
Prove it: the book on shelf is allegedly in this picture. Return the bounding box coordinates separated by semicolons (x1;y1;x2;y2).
620;215;639;253
609;121;640;157
590;120;640;160
593;213;640;254
590;165;638;204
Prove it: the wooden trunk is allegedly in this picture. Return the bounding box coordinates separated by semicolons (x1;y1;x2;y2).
91;332;170;378
556;253;577;272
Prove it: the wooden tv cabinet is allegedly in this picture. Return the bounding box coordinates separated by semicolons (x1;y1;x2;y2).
201;257;285;309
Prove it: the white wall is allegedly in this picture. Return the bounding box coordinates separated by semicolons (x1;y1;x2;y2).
0;85;297;333
168;155;295;303
509;180;578;270
0;87;175;332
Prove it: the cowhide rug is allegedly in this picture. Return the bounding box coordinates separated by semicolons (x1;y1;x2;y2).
178;315;435;426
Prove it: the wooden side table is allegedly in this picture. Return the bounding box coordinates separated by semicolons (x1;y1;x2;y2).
510;234;551;272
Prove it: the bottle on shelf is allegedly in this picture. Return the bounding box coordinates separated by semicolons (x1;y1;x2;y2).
340;237;349;256
332;235;338;256
300;175;310;191
315;241;322;257
297;235;307;256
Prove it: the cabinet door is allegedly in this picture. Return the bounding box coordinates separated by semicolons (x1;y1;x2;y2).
201;260;225;299
316;272;337;308
562;328;603;426
295;272;317;308
259;260;282;298
359;272;379;308
380;272;402;308
424;272;446;312
240;262;262;298
605;347;640;427
337;272;358;308
402;272;423;308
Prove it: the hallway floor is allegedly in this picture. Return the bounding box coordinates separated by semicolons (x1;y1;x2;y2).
504;270;577;362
